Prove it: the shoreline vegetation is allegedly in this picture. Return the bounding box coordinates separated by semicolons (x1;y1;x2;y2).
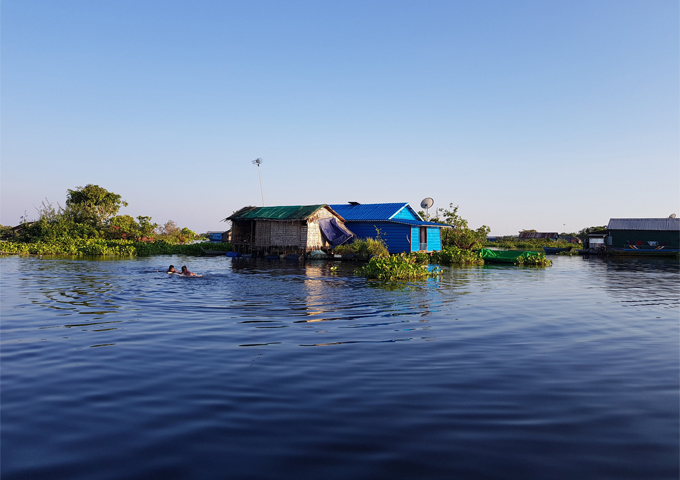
0;239;232;257
1;184;552;277
0;184;232;257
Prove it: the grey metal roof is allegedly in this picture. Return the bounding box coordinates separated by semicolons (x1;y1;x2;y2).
607;218;680;231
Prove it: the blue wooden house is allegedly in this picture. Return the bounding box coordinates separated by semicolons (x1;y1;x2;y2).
328;202;449;254
206;231;229;243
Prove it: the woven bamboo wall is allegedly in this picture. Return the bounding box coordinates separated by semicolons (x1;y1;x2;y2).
268;221;304;247
306;208;336;250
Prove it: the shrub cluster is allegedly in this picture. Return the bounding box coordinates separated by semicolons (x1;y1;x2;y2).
334;237;389;259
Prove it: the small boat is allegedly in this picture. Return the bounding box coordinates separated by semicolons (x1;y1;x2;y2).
479;249;544;264
608;246;680;257
543;246;569;254
201;248;228;256
226;251;241;258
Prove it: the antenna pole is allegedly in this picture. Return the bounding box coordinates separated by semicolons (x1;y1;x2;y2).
252;158;265;206
257;163;264;206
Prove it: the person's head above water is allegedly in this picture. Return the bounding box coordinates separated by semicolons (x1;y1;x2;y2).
167;265;176;273
181;266;187;272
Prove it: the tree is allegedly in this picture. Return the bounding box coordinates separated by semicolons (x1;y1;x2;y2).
157;220;179;237
426;204;491;250
577;225;607;241
136;216;157;238
108;215;139;239
65;184;128;227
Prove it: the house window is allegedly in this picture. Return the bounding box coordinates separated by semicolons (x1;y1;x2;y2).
419;227;427;251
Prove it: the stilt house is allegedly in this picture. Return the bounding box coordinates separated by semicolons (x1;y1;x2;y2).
226;205;353;256
328;202;449;254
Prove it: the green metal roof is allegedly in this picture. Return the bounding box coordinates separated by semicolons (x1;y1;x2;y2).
228;205;327;221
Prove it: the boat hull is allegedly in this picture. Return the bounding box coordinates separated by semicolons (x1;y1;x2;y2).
608;247;679;257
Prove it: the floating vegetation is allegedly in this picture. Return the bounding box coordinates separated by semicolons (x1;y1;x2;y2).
430;246;484;266
514;253;553;266
356;254;442;281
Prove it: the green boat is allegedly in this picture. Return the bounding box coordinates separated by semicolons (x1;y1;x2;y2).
478;249;545;264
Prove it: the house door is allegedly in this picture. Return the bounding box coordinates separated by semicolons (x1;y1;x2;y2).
419;227;427;251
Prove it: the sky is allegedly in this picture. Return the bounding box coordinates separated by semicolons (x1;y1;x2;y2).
2;0;678;235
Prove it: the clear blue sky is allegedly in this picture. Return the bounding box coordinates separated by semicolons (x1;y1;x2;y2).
2;0;678;235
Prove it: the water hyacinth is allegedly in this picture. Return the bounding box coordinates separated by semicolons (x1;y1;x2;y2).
430;246;485;266
356;253;442;281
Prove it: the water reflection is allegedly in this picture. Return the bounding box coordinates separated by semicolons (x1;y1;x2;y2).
227;258;468;346
600;257;680;308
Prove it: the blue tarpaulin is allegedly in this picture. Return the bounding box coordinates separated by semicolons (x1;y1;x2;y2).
318;218;353;247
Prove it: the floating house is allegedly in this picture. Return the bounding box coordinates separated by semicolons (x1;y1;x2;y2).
518;231;559;241
226;205;353;256
328;202;449;254
606;217;680;254
584;233;607;252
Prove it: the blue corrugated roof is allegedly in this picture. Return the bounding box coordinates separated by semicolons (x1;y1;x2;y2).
344;219;450;228
329;203;414;221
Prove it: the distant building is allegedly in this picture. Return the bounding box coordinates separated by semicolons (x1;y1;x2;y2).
328;202;449;254
226;205;352;256
518;231;559;241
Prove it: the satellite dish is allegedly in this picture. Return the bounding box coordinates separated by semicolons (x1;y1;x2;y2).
420;197;434;220
670;213;677;218
420;197;434;209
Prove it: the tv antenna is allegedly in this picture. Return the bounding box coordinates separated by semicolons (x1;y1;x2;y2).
420;197;434;219
252;158;265;206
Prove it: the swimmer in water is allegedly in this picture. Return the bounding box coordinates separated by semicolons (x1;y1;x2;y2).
180;266;196;277
167;265;177;274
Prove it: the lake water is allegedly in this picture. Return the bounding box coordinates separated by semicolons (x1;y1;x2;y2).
1;255;678;480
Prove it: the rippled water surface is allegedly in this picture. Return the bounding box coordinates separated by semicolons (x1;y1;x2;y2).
1;255;678;479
